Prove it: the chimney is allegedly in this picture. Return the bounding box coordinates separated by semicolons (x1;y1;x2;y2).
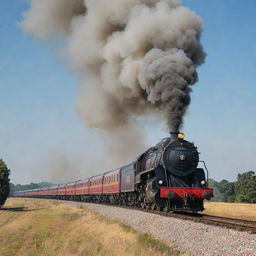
170;131;179;141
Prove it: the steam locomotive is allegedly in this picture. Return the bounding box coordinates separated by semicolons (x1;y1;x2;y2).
14;132;213;212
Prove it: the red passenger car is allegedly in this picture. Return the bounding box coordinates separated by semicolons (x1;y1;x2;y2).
65;182;76;196
57;184;66;197
75;179;89;195
38;188;47;197
103;169;120;194
48;186;58;197
89;175;103;194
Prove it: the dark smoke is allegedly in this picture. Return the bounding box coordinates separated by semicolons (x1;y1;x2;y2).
19;0;205;165
139;48;199;130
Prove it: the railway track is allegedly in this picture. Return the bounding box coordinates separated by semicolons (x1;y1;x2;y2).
164;212;256;234
76;201;256;234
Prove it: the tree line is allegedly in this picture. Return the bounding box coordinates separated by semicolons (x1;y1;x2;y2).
209;171;256;203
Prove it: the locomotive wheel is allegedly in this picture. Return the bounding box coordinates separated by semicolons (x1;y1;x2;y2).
144;198;150;210
163;206;169;213
156;206;163;211
150;203;156;211
162;201;170;213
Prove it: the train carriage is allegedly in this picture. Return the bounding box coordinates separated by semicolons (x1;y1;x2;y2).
88;175;103;195
33;188;40;198
65;182;76;196
103;169;120;194
57;184;66;198
37;188;45;198
120;163;135;193
48;186;58;198
75;179;89;196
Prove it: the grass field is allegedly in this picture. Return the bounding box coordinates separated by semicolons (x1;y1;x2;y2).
0;199;185;256
204;201;256;220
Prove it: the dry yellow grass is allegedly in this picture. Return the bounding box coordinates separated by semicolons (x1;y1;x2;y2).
0;198;186;256
204;201;256;220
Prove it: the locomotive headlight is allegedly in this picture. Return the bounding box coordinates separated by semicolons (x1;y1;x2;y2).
178;133;185;139
201;180;206;185
158;180;163;185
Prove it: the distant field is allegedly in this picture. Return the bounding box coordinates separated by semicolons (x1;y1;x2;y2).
204;201;256;220
0;199;184;256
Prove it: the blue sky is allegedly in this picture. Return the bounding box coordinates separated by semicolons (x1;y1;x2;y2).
1;0;256;184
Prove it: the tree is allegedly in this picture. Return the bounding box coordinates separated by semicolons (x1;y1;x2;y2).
0;159;10;206
208;178;235;202
218;179;235;202
235;171;256;203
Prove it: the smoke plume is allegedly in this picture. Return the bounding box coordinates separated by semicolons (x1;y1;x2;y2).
20;0;205;166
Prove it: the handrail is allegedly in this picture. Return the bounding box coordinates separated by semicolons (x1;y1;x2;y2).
199;160;209;186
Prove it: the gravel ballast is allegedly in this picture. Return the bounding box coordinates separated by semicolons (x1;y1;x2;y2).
62;201;256;256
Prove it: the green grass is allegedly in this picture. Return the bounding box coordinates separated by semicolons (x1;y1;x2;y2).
0;198;187;256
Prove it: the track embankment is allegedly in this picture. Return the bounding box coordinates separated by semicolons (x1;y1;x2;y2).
61;201;256;256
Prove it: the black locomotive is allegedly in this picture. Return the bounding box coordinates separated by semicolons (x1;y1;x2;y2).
133;131;213;212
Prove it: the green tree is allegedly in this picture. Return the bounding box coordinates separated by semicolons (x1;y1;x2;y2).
218;179;235;202
208;178;235;202
235;171;256;203
0;159;10;206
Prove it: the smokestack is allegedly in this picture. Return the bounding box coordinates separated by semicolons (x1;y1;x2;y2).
170;131;179;141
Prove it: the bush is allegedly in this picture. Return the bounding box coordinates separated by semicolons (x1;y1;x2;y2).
0;159;10;206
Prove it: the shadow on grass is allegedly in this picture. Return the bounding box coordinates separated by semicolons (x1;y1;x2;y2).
0;207;48;212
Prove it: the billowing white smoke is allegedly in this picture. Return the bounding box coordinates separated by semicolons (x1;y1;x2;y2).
20;0;205;166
